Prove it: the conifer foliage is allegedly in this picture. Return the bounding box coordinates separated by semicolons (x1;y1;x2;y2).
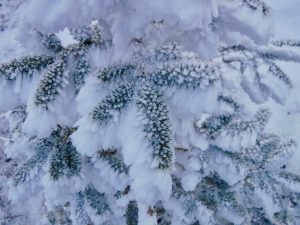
0;0;300;225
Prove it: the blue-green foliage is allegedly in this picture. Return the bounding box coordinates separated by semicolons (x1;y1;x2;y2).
1;11;299;225
34;23;106;108
0;55;54;81
154;202;172;225
49;126;81;181
136;82;173;169
98;149;129;174
217;93;242;112
278;171;300;183
242;0;270;15
220;44;292;99
13;139;52;186
91;44;219;171
97;64;136;83
268;62;292;88
198;108;271;139
71;47;90;93
70;26;93;43
151;62;218;88
91;83;135;125
47;206;72;225
74;191;93;225
195;173;245;215
171;173;245;224
70;22;103;46
199;113;233;139
37;31;63;53
272;39;300;48
13;126;82;184
248;207;274;225
201;136;298;224
143;42;182;63
125;200;138;225
170;91;299;224
34;59;67;108
0;22;107;111
84;185;109;215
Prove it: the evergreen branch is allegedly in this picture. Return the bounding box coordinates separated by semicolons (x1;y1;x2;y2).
171;175;185;199
258;136;295;168
97;64;136;83
217;94;242;112
49;145;81;181
247;207;274;225
182;197;198;216
278;171;300;183
196;113;233;139
74;192;93;225
65;41;96;92
202;172;230;190
171;176;209;217
241;134;292;171
49;126;81;181
154;203;172;225
194;184;218;211
0;214;26;223
241;0;270;16
137;82;173;169
268;62;292;88
84;185;110;215
194;172;245;215
272;39;300;48
34;58;67;109
70;21;104;46
253;108;271;131
126;200;139;225
143;42;183;63
98;149;129;174
47;206;72;225
197;109;270;139
273;209;295;225
226;108;270;134
151;62;218;88
13;139;52;186
71;49;91;93
114;186;131;199
91;83;135;125
70;26;92;43
89;21;104;46
0;55;54;81
37;31;63;53
220;44;300;63
220;191;246;216
48;149;65;181
211;146;250;165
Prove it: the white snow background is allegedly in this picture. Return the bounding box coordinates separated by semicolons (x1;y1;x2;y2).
0;0;299;217
0;0;299;181
264;0;300;173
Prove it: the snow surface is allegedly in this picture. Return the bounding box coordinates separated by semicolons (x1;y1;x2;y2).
264;0;300;173
0;1;300;225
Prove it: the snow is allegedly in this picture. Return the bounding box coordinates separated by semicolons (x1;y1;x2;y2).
56;28;78;47
1;1;300;225
118;105;172;205
264;0;300;173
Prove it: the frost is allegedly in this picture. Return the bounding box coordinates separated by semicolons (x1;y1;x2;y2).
1;1;300;225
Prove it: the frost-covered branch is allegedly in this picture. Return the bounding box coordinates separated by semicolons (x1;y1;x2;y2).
0;55;54;81
136;82;173;170
91;83;134;125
